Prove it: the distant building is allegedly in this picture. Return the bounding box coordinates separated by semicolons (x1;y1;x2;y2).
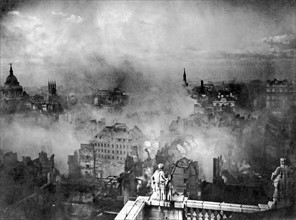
0;64;26;100
30;80;63;114
92;88;128;110
266;79;295;111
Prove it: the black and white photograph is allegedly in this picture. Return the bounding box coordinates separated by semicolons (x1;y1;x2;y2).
0;0;295;219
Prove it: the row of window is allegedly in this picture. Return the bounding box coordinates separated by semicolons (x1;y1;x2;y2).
97;155;125;160
94;142;132;149
266;88;289;92
96;149;128;155
266;96;288;100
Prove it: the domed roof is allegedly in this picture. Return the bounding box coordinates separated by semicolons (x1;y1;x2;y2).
5;74;19;86
5;64;20;86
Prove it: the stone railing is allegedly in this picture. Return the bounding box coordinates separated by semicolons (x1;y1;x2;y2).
115;195;272;220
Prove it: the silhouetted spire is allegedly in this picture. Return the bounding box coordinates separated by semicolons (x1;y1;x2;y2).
9;63;13;75
183;68;188;86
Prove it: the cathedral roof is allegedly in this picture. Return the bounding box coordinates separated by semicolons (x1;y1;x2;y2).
5;64;20;86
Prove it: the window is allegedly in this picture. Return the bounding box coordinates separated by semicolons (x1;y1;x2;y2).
112;144;114;148
108;150;110;153
120;145;122;149
116;144;118;148
112;150;114;154
123;145;125;148
117;150;119;154
117;156;119;159
86;164;90;168
86;155;90;159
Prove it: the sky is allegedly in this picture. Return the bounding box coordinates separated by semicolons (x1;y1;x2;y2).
0;0;295;87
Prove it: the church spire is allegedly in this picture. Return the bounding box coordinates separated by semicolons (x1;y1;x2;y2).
9;63;13;75
183;68;188;86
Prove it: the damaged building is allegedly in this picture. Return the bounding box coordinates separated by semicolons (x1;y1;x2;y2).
0;150;59;210
91;88;129;111
68;123;147;178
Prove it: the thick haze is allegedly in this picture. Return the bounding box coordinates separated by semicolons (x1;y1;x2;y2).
0;0;295;174
1;0;295;87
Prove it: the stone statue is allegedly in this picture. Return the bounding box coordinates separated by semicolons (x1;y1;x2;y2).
270;158;294;208
151;163;168;200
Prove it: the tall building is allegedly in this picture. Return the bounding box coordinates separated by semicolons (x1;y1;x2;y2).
73;123;147;177
265;79;294;111
91;123;146;162
0;64;25;100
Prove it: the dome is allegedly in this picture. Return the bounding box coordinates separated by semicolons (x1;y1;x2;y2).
5;74;19;86
5;64;20;86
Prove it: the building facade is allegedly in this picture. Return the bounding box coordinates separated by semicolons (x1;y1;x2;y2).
72;123;147;177
265;79;295;111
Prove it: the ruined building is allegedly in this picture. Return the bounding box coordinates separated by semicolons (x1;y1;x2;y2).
92;88;128;110
68;123;147;178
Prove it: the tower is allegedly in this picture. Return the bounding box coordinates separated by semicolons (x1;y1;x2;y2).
48;80;57;95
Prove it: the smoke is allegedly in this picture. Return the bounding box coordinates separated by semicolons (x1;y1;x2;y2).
0;0;295;175
1;0;295;86
0;115;89;173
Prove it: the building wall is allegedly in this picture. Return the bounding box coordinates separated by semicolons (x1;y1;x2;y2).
93;140;141;163
265;79;294;110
